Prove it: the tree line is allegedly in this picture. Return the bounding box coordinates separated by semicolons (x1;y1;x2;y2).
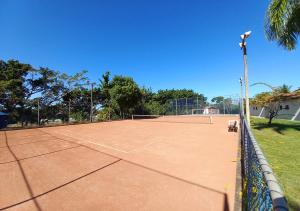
0;59;207;125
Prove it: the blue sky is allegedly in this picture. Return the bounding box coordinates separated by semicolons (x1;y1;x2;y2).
0;0;299;99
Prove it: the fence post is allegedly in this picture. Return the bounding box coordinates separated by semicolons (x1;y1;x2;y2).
185;98;188;115
37;99;40;126
90;83;94;122
176;99;178;115
68;101;71;123
196;97;199;109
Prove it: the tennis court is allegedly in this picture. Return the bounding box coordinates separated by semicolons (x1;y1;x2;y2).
0;115;239;211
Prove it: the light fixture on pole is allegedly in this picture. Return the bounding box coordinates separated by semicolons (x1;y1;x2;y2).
239;30;251;125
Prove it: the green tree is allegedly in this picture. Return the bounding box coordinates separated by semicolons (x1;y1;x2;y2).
0;60;69;124
0;59;90;124
99;71;111;108
266;0;300;50
154;89;206;105
109;76;142;118
276;84;292;93
251;84;292;124
211;96;224;104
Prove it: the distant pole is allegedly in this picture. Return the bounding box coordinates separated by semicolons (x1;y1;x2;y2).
90;83;94;123
223;101;225;115
37;99;40;126
196;97;199;109
175;99;178;115
68;101;71;123
185;98;188;115
239;77;244;116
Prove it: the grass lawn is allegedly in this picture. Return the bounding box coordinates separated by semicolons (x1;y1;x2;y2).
250;117;300;211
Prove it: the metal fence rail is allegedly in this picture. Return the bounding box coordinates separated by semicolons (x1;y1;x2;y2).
240;115;288;211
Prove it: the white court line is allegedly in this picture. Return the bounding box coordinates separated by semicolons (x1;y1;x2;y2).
128;140;162;153
85;141;130;153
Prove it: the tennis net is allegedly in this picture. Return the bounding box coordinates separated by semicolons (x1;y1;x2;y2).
131;115;213;124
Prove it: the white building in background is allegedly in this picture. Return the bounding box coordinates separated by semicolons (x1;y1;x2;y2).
250;92;300;121
203;106;219;115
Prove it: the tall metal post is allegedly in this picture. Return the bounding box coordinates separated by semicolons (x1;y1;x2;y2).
68;101;71;123
90;83;94;123
37;99;40;126
175;99;178;115
240;77;244;116
243;47;250;125
223;101;225;115
185;98;188;115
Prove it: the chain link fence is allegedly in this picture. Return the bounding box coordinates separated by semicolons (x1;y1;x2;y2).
240;114;288;210
0;95;241;129
0;98;97;129
165;96;240;115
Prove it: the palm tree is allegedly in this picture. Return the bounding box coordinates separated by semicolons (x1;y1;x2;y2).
265;0;300;50
275;84;292;93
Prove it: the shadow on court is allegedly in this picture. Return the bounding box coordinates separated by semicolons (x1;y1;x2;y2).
1;116;236;211
3;131;42;211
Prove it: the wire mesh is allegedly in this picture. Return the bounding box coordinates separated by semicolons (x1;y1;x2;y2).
131;114;213;124
166;96;240;115
240;115;288;211
0;98;96;128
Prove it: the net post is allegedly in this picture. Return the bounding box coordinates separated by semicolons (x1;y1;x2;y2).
209;116;212;124
132;115;133;120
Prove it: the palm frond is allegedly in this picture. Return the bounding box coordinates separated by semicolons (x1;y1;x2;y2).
265;0;300;50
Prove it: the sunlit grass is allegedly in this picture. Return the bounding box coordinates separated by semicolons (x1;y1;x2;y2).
251;117;300;211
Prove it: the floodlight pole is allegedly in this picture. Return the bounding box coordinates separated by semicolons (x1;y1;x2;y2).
240;77;244;116
240;32;251;125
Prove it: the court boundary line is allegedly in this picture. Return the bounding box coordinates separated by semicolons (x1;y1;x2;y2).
0;139;52;149
85;141;130;153
0;145;81;165
0;159;122;210
39;129;229;195
11;129;231;210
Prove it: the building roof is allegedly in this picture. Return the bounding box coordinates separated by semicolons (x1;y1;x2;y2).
280;92;300;100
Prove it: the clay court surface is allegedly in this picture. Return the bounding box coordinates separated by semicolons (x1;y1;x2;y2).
0;116;239;211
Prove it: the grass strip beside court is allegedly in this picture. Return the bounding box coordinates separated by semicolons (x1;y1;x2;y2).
251;117;300;211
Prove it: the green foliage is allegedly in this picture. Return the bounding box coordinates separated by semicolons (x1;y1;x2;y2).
211;96;224;103
99;71;111;108
70;111;88;122
275;84;292;94
153;89;206;105
0;59;90;124
96;107;116;121
265;0;300;50
109;75;142;118
144;101;167;115
1;59;208;123
251;84;294;124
